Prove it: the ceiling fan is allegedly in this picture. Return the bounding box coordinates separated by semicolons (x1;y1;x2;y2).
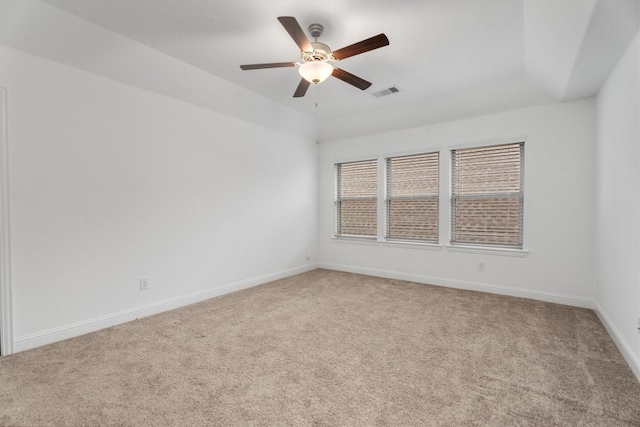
240;16;389;98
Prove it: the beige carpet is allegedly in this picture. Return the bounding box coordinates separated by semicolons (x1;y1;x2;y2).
1;269;639;426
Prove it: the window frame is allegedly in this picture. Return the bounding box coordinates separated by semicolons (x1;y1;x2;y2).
334;158;378;240
384;151;440;243
449;141;525;249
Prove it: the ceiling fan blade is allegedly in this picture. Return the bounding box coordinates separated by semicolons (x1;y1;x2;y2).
293;78;311;98
332;34;390;60
240;62;297;70
331;68;372;90
277;16;313;52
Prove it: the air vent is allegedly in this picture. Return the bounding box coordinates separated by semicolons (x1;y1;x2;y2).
372;86;400;98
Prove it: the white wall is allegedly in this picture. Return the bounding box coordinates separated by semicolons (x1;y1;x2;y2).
0;0;317;143
595;30;640;380
0;46;318;352
318;99;596;307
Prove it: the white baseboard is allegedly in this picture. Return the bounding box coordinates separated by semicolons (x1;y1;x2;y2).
594;303;640;382
318;262;594;309
13;263;318;354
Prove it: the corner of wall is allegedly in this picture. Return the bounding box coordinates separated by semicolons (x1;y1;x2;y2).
595;303;640;382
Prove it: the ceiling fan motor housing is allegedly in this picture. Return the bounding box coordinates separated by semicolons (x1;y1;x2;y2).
302;42;333;62
300;23;334;63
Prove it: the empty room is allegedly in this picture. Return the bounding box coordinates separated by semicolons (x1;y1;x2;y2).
1;0;640;425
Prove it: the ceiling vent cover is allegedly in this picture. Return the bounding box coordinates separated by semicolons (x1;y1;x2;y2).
372;86;400;98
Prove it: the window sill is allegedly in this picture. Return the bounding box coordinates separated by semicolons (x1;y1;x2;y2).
332;237;443;251
332;236;378;246
381;240;443;251
445;245;529;257
331;239;528;257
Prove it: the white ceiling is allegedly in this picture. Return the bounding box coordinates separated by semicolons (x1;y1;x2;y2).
1;0;639;141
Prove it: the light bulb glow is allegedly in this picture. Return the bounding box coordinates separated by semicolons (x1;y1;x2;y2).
298;61;333;84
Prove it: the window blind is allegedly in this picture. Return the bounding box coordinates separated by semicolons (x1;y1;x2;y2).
386;152;439;241
335;160;378;237
451;142;524;247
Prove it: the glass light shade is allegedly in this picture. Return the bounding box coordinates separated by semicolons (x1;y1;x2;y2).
298;61;333;84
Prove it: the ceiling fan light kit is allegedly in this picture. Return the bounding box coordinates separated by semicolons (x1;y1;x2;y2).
240;16;389;98
299;61;333;84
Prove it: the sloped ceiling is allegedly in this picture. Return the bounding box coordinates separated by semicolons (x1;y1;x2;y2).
1;0;639;142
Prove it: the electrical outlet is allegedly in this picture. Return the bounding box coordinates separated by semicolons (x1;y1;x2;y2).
140;278;149;291
478;262;486;272
306;250;311;260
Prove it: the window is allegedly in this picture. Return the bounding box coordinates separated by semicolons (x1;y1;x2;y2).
335;159;377;238
386;152;439;242
451;142;524;248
